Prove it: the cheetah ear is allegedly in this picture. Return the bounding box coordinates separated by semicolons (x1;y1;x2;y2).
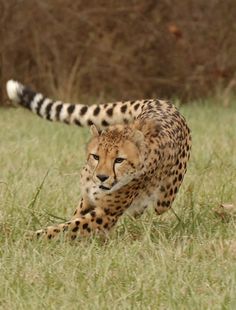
90;124;100;137
131;130;144;148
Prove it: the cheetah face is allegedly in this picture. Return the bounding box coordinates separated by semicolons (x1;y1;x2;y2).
85;125;144;192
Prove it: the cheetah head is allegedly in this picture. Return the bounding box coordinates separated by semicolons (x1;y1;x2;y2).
85;124;145;192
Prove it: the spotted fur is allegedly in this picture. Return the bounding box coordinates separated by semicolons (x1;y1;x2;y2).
6;80;191;240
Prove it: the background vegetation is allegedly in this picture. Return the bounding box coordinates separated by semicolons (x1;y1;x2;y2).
0;103;236;309
1;0;236;104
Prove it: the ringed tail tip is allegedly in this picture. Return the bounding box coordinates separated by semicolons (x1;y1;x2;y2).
6;80;23;103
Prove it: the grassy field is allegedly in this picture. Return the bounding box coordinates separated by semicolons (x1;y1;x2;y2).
0;102;236;309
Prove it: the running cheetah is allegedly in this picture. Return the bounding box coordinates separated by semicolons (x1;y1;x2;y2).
6;80;191;240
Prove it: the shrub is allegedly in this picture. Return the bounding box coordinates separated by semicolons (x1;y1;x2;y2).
1;0;235;104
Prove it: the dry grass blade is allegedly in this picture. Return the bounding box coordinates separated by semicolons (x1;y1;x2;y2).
0;101;236;308
214;203;236;221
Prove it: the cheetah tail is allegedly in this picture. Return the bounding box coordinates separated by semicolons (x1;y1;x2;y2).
6;79;81;125
6;80;141;129
6;80;25;104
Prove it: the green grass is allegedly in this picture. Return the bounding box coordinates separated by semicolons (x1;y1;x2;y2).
0;102;236;309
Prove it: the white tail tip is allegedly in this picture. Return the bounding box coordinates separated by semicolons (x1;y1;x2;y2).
6;80;24;103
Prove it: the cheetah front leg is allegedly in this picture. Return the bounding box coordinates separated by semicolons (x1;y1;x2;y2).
70;197;95;219
35;207;118;241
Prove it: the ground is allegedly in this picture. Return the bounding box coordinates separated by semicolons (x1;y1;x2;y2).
0;101;236;309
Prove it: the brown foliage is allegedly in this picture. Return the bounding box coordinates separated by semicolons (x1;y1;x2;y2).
1;0;236;104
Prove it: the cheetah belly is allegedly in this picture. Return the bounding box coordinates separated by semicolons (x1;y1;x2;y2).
125;193;156;216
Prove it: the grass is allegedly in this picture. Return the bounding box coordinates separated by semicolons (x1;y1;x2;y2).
0;102;236;309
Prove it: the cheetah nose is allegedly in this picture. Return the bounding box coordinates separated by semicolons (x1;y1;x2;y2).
96;174;109;182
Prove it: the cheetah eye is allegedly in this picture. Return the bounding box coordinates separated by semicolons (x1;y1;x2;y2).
114;157;125;164
91;154;99;161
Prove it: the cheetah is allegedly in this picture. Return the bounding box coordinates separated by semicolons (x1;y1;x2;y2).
6;80;191;240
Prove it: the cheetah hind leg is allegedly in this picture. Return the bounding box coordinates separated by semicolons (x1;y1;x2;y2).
154;165;187;216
